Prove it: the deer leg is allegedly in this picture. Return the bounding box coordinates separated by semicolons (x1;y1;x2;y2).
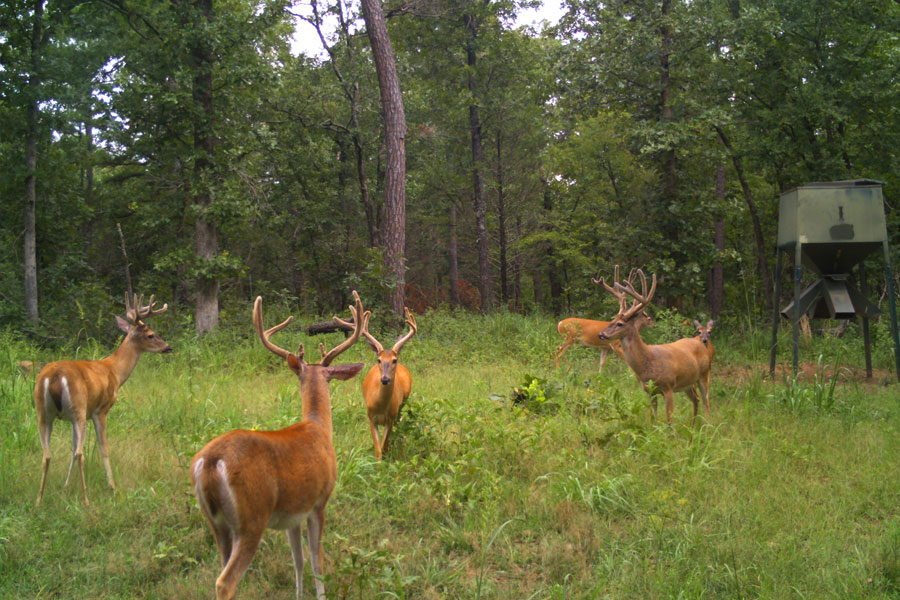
701;372;711;419
555;339;573;368
64;423;78;488
369;418;383;460
307;506;327;600
664;389;675;425
202;513;234;569
286;526;305;600
215;531;263;600
381;418;395;456
36;413;53;505
598;348;608;375
686;387;700;426
92;412;116;491
649;394;658;421
69;417;89;505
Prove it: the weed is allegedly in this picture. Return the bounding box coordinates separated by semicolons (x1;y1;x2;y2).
506;374;562;414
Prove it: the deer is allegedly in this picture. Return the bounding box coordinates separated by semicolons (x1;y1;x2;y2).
191;292;365;600
340;307;416;460
555;267;654;372
555;314;654;372
596;269;712;425
34;293;171;505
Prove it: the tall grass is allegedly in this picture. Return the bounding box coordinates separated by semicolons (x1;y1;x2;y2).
1;310;899;599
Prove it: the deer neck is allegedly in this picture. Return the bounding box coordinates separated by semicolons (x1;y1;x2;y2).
372;377;395;408
103;338;144;389
300;373;333;441
618;325;654;378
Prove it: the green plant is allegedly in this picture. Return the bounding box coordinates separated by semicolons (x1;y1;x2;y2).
507;374;562;414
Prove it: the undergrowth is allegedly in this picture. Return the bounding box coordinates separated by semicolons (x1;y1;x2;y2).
1;309;899;599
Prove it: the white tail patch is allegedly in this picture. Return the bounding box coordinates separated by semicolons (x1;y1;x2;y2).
192;458;212;516
215;460;238;525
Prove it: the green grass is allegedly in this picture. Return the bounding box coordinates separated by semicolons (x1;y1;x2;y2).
1;310;899;599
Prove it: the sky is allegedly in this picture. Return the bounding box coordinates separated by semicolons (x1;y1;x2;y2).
290;0;567;58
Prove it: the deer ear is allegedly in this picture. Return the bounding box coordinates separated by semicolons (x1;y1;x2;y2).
693;320;702;329
286;353;302;374
707;320;714;330
115;316;131;333
326;363;365;381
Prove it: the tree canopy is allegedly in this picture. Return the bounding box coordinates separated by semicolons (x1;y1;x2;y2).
1;0;898;335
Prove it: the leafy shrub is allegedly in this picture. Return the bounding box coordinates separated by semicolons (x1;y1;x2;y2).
505;374;562;414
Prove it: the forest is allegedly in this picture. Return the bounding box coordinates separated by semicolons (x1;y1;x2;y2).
2;0;898;334
3;1;900;599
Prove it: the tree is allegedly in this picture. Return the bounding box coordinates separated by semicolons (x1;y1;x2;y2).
360;0;407;319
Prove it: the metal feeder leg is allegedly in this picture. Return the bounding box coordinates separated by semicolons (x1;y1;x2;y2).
884;240;900;383
770;251;784;379
793;243;803;378
859;262;873;379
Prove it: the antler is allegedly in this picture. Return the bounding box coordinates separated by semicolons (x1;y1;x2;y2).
320;291;364;365
391;308;417;354
124;293;168;325
336;305;382;353
615;268;657;320
253;296;295;361
592;265;635;316
255;291;364;366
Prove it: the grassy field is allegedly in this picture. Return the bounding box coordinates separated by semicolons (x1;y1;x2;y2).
2;308;900;599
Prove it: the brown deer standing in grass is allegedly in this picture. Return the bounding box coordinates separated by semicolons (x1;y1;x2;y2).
34;293;171;505
555;314;654;372
596;269;712;424
191;292;365;600
555;267;654;372
340;307;416;460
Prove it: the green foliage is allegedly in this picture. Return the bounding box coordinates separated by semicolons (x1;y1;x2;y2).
505;373;562;414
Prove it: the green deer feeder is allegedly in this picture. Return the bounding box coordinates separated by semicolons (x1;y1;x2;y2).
768;179;900;382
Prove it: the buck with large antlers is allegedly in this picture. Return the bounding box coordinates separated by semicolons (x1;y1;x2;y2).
34;293;171;505
596;269;712;424
342;307;416;460
191;292;365;600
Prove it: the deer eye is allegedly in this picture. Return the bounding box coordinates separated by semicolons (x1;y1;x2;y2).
148;334;155;339
392;358;398;364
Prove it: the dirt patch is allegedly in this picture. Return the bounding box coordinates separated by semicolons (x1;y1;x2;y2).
715;362;896;386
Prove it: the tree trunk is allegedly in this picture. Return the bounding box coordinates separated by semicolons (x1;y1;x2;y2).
496;132;508;305
543;183;562;315
658;0;680;311
191;0;219;333
710;165;725;319
715;124;773;311
464;13;491;314
448;201;460;307
513;215;523;311
361;0;406;321
23;0;43;325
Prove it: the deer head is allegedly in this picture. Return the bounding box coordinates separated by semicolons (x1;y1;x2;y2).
115;293;172;354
